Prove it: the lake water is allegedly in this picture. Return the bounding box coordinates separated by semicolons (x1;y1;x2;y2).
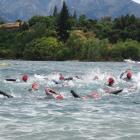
0;60;140;140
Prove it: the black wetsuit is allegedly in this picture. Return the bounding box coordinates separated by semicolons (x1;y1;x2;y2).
5;79;17;82
109;89;123;95
0;90;13;98
70;90;81;98
64;77;73;81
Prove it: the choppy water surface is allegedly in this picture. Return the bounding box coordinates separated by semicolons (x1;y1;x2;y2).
0;60;140;140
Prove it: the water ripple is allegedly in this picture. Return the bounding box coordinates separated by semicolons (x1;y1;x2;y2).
0;61;140;140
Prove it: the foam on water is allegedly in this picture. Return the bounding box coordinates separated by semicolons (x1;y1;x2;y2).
0;60;140;140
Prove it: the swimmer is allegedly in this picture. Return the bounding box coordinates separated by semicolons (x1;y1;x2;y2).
107;77;115;87
64;77;73;80
70;90;81;98
45;87;64;100
104;89;123;95
120;69;132;81
93;75;99;80
103;77;123;94
59;73;73;81
52;80;59;84
0;90;13;98
5;78;17;82
28;82;39;92
59;73;65;80
22;74;29;82
70;90;100;100
75;76;82;79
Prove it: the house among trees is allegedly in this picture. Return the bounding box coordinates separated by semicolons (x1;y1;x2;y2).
0;21;22;30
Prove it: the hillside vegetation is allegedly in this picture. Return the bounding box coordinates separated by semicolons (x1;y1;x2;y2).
0;2;140;61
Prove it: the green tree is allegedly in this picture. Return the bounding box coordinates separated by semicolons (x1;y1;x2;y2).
28;16;55;28
0;17;5;24
110;40;140;61
66;30;86;59
73;10;77;19
20;22;29;31
23;37;63;60
57;1;71;42
53;6;58;17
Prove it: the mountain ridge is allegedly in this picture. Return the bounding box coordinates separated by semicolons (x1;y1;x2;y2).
0;0;140;21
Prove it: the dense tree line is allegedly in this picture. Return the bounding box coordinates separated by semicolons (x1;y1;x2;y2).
0;1;140;61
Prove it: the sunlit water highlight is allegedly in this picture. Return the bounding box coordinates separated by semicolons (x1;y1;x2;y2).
0;60;140;140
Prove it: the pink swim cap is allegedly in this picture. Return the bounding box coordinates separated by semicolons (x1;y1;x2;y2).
32;82;39;90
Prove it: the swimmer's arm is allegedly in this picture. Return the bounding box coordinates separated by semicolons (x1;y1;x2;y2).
49;89;59;95
120;70;127;79
0;91;13;98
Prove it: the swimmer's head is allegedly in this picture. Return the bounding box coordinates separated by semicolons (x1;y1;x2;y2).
32;82;39;90
22;74;29;82
127;71;132;79
108;77;115;86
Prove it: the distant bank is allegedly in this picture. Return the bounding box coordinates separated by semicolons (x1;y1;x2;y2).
0;2;140;61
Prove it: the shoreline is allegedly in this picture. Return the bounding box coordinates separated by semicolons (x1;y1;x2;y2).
0;59;131;63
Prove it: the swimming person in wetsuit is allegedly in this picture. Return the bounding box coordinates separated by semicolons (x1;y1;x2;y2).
104;77;123;95
107;77;115;87
70;90;100;100
28;82;39;92
120;69;132;81
5;74;29;82
0;90;13;98
5;78;17;82
52;73;73;85
59;73;73;81
22;74;29;82
120;70;137;91
45;87;64;100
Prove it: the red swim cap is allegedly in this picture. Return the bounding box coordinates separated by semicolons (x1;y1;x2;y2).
59;74;64;80
32;82;39;90
56;95;64;100
127;72;132;79
22;74;29;82
108;77;114;86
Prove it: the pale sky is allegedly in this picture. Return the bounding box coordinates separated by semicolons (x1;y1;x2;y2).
133;0;140;3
